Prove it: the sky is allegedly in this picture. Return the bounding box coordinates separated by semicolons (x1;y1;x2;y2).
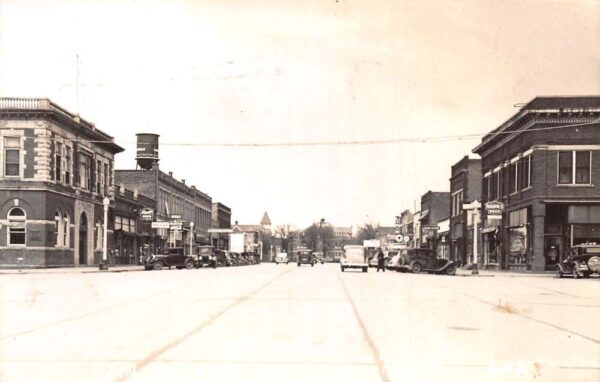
1;0;599;229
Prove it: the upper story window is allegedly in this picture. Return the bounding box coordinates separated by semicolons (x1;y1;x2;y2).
8;207;26;245
65;147;72;185
78;152;92;190
55;142;62;182
4;136;21;177
451;190;463;217
519;155;531;189
559;151;591;185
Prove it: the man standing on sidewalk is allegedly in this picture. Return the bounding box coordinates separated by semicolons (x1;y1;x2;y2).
377;248;386;272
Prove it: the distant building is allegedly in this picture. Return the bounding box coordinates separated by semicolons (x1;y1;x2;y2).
328;226;353;260
473;96;600;271
398;210;414;246
449;155;482;266
232;212;272;260
211;202;232;250
0;98;123;268
420;191;450;249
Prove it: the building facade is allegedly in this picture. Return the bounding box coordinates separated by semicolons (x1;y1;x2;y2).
448;156;482;267
473;96;600;271
113;185;156;264
419;191;450;249
211;202;232;250
115;134;213;250
0;97;123;268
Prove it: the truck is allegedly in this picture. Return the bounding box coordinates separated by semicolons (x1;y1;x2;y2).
341;245;369;273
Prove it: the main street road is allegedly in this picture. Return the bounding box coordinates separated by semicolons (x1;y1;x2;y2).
1;264;599;382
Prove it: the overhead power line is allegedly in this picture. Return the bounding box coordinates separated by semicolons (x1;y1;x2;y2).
32;119;600;147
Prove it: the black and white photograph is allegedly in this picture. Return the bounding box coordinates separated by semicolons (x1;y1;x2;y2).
0;0;599;381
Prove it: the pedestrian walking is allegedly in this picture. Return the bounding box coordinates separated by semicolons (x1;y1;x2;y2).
377;248;386;272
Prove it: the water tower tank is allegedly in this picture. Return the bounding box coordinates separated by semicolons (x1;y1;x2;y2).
135;133;160;170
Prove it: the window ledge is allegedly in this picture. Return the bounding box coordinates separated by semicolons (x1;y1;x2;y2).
556;184;594;188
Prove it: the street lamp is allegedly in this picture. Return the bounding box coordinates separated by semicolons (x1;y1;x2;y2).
189;222;194;257
463;200;481;275
101;197;110;270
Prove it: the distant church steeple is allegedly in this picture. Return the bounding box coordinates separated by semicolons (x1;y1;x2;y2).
260;212;271;230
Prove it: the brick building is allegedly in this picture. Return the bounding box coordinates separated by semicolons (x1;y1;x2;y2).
0;98;123;268
473;96;600;271
211;202;232;250
419;191;450;249
448;156;482;266
115;134;213;249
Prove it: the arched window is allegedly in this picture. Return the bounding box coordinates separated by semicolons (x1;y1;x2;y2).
54;210;70;247
63;213;70;248
8;207;26;246
55;210;63;247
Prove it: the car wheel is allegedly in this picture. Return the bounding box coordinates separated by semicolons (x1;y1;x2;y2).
558;270;564;278
445;265;457;276
153;261;164;271
185;260;194;270
311;263;314;267
411;262;422;274
341;266;345;272
176;266;183;270
573;270;580;279
363;267;368;273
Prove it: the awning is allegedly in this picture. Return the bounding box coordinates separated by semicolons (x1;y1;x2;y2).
114;228;140;238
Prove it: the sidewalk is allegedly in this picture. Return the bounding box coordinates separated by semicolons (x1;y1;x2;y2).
0;265;145;275
456;268;556;278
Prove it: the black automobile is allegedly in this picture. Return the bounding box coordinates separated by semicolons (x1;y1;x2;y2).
197;246;218;268
297;249;314;267
144;247;196;271
557;243;600;279
397;248;457;275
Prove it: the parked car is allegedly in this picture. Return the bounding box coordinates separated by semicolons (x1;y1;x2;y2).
297;249;314;267
229;252;241;266
144;247;196;271
341;245;368;272
196;246;217;268
386;252;400;271
214;249;230;267
397;248;457;275
557;243;600;279
275;252;289;264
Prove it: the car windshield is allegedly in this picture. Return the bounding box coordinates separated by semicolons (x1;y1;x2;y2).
198;248;213;255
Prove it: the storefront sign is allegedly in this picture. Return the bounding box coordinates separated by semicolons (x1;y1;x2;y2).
421;225;438;232
140;208;154;221
486;201;504;220
151;221;170;229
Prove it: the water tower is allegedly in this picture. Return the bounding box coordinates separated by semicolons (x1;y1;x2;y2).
135;133;160;170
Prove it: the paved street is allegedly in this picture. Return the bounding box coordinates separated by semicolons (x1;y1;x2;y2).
1;264;599;382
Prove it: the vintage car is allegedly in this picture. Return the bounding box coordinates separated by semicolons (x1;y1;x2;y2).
275;252;289;264
229;252;241;266
341;245;368;272
397;248;457;275
297;249;315;267
196;246;218;268
144;247;197;271
386;252;400;271
557;243;600;279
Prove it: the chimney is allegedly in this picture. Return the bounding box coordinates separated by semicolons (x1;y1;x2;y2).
169;171;173;177
182;179;185;185
235;220;238;225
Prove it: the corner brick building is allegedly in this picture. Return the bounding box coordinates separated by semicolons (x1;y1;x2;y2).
473;96;600;271
0;98;123;268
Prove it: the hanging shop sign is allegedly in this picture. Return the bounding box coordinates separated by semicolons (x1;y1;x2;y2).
486;201;504;220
